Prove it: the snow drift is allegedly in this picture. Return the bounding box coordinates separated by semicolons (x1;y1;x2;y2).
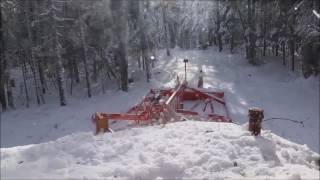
1;121;319;179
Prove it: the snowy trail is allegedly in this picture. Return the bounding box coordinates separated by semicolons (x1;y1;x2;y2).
153;48;319;153
1;121;319;179
1;48;319;179
1;48;319;152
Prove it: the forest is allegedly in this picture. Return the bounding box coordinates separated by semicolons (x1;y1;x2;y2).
0;0;319;110
1;1;320;178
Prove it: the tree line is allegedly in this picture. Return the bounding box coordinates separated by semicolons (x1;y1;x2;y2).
0;0;319;111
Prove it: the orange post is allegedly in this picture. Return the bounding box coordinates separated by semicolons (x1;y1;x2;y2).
94;113;110;135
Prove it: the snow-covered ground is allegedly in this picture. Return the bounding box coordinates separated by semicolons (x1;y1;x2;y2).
1;47;319;178
1;121;319;179
153;48;319;153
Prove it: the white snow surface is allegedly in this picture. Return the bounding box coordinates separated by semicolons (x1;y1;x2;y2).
153;48;319;153
1;121;319;179
1;47;319;178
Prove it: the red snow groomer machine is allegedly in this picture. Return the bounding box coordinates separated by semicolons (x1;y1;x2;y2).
92;59;232;134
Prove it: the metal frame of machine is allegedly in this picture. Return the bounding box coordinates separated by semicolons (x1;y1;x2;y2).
92;83;232;134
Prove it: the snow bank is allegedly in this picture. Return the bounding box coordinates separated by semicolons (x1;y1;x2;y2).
1;121;319;179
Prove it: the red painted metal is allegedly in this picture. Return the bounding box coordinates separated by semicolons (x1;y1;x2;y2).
92;84;232;133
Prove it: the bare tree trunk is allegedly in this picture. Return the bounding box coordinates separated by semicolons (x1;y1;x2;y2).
272;44;276;55
118;42;128;91
0;75;6;111
230;33;234;53
161;1;170;56
235;5;248;58
143;50;151;82
78;9;92;98
56;57;66;106
25;0;43;105
38;60;46;94
54;37;67;106
213;36;217;46
20;49;30;108
263;39;266;56
216;0;223;52
28;58;41;104
70;72;74;96
290;38;295;71
99;48;117;79
275;44;279;56
141;51;145;70
22;64;30;108
72;58;80;83
35;1;47;97
93;58;98;83
111;0;128;92
51;0;67;106
100;61;106;94
247;0;257;64
0;7;7;111
289;10;297;72
138;54;142;69
165;25;170;56
93;49;99;83
282;41;286;66
215;0;230;52
218;35;223;52
67;58;74;95
247;0;252;63
54;43;67;106
6;79;14;108
139;1;151;82
262;0;267;57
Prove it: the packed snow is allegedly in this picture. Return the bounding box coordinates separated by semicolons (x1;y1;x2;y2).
1;121;319;179
1;48;319;178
